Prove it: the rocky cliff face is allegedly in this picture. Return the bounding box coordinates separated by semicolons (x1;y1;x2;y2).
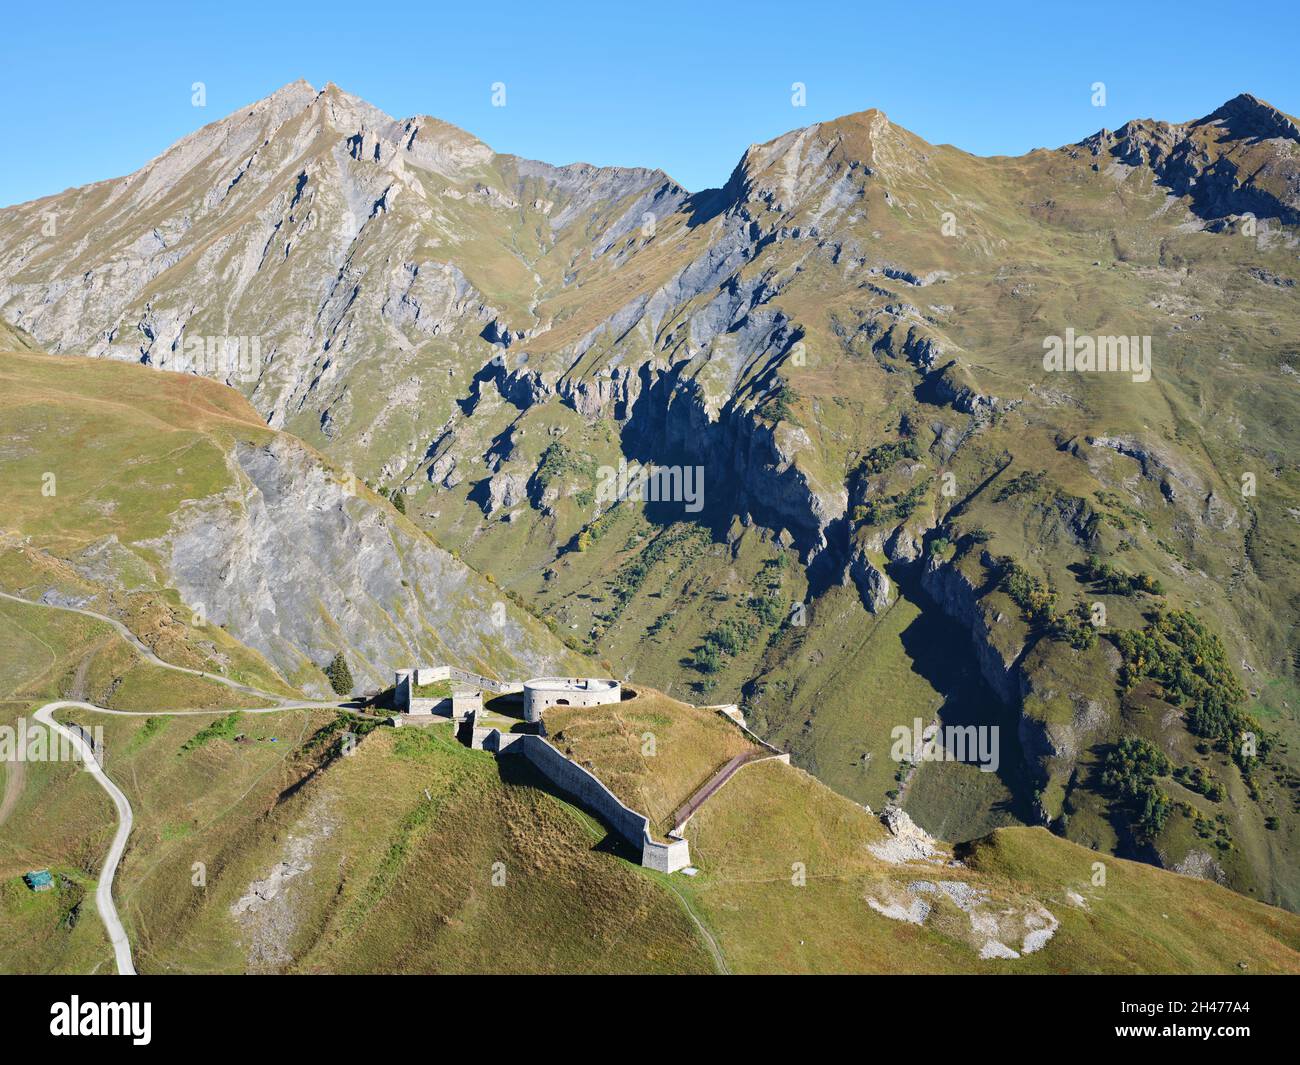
4;83;1294;600
0;81;686;481
1076;93;1300;225
151;435;580;695
920;552;1025;707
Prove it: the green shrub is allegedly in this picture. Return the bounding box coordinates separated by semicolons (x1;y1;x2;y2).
1079;554;1162;596
534;441;596;494
181;712;242;753
748;593;784;627
994;469;1047;502
854;439;920;477
705;617;757;657
694;644;723;674
852;478;932;527
1173;764;1225;802
765;383;800;424
325;652;354;696
996;557;1057;629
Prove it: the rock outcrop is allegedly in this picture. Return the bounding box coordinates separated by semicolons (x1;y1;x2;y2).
152;436;580;695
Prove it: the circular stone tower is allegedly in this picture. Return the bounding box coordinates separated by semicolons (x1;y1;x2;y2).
522;677;621;723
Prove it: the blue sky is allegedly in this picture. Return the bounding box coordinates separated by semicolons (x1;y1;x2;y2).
3;0;1298;207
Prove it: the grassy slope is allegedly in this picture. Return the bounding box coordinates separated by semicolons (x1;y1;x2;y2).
682;755;1300;974
529;686;1300;973
4;101;1299;966
0;590;289;973
0;350;306;696
546;689;761;836
2;684;717;973
97;718;714;974
0;571;713;974
4;618;1297;973
372;106;1300;913
7;102;1298;907
0;349;591;691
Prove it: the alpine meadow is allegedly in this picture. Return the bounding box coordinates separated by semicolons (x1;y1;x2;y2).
2;2;1300;1018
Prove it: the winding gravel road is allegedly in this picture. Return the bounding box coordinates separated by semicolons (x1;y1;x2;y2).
6;590;356;975
32;701;137;975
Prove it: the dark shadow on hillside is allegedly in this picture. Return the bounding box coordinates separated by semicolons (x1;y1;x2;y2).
681;183;734;229
1086;739;1163;867
492;752;642;863
890;560;1034;831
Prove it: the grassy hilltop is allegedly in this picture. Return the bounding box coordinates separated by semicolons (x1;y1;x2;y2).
4;656;1297;973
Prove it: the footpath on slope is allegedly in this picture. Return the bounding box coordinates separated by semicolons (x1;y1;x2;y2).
0;590;302;703
670;749;775;834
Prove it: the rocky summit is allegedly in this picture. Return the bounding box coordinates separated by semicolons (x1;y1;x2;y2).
2;76;1300;982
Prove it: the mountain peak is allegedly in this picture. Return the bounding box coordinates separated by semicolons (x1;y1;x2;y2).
251;78;318;114
1197;92;1300;141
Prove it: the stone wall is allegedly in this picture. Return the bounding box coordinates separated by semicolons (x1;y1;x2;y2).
473;726;690;873
395;666;517;715
452;690;483;718
642;836;691;873
509;734;650;846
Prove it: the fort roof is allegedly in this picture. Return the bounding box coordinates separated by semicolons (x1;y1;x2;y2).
523;677;619;692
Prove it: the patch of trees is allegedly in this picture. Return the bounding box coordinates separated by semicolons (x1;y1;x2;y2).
377;485;406;513
1111;610;1267;771
852;478;932;527
997;558;1055;626
1172;764;1226;802
608;525;706;610
1101;736;1174;839
927;535;953;558
854;438;920;477
1046;602;1099;650
534;441;596;495
764;383;800;424
1080;554;1163;596
748;593;784;627
1192;810;1235;852
588;524;708;643
573;506;619;553
694;616;759;673
993;469;1047;502
993;556;1097;648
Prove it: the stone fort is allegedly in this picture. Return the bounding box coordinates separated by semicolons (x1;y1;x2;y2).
392;665;688;873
